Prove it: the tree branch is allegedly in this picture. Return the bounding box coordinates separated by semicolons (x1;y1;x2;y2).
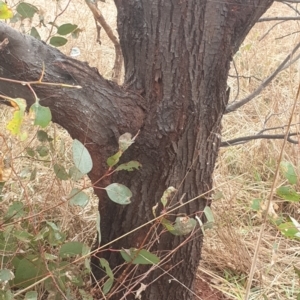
85;0;123;84
221;132;299;147
225;40;300;113
258;16;300;22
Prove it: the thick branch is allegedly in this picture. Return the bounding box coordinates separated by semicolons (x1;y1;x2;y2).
0;22;145;178
226;40;300;113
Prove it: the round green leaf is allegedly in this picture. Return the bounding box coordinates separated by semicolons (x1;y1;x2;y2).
72;139;93;174
30;103;52;128
57;23;78;35
170;217;197;236
59;241;84;258
69;188;89;207
105;183;132;205
16;3;38;18
50;36;68;47
26;147;35;157
36;130;49;142
0;269;14;282
36;145;49;157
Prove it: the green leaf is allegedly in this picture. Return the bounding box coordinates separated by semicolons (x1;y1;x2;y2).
0;1;13;19
54;164;69;180
0;290;13;300
36;130;49;142
36;145;49;157
280;161;297;185
16;3;38;18
203;206;214;223
69;188;89;207
44;253;57;261
24;291;38;300
30;103;52;128
59;241;84;258
0;269;14;282
46;221;65;245
14;230;33;242
26;147;35;157
14;256;46;288
118;133;134;152
57;23;78;35
6;98;27;136
278;222;299;238
5;201;25;219
72;139;93;174
276;186;300;202
105;183;132;205
69;166;84;181
170;216;197;236
33;226;49;241
161;217;175;232
160;187;177;208
30;27;41;40
99;258;114;294
50;36;68;47
251;198;262;211
115;161;142;172
107;151;122;167
120;248;160;265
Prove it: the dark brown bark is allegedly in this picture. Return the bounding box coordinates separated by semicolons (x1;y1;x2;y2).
0;1;273;299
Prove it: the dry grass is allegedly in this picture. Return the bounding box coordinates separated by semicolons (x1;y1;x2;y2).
202;2;300;299
1;0;300;299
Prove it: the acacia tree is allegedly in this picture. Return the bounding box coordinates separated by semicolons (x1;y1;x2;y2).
0;0;277;299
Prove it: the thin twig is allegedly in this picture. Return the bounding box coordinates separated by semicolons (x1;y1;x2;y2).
259;20;286;41
258;16;300;22
220;132;298;147
85;0;123;84
231;58;240;103
225;41;300;113
282;1;300;15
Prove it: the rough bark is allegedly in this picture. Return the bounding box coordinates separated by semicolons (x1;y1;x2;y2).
0;0;273;299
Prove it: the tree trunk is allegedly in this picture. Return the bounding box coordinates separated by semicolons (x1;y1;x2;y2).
0;0;273;299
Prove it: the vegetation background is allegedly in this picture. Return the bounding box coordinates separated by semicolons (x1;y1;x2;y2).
1;0;300;299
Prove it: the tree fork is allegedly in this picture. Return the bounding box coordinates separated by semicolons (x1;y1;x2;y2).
0;0;274;299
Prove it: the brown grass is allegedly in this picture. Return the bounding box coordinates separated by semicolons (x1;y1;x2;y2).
1;1;300;299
